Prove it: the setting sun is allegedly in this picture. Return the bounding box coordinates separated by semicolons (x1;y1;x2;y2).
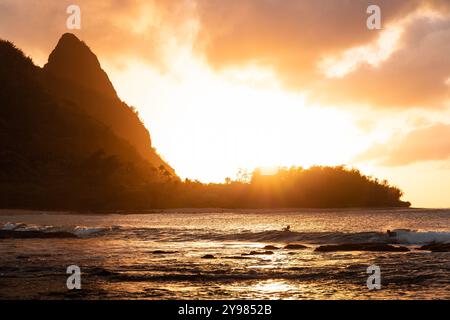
109;57;366;183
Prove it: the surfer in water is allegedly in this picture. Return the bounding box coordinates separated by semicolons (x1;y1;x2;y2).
387;229;397;237
387;229;398;242
282;225;291;232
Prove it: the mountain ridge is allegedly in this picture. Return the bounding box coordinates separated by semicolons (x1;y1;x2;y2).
44;33;117;97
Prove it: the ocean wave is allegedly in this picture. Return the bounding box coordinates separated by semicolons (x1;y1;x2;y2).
1;222;27;230
72;226;117;237
392;230;450;244
206;230;386;244
210;229;450;245
0;222;54;232
105;270;337;283
0;222;118;238
2;221;449;244
104;271;436;285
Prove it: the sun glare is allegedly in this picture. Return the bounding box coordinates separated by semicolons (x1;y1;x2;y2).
109;54;366;183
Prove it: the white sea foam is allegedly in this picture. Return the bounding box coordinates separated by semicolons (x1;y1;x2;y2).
1;222;27;230
72;226;109;237
1;222;111;237
394;230;450;244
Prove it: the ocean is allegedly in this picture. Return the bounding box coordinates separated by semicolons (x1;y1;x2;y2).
0;208;449;299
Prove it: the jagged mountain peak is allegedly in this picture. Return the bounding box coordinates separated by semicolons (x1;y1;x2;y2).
43;33;116;97
41;33;175;175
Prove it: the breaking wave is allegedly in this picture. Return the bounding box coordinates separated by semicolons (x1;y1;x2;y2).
1;222;449;244
0;222;118;238
392;229;450;244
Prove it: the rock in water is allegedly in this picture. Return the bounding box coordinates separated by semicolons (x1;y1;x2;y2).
263;245;280;250
417;243;450;252
241;250;274;256
284;244;308;250
314;243;410;252
150;250;179;255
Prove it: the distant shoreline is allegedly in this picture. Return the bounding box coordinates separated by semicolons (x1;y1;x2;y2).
0;207;447;216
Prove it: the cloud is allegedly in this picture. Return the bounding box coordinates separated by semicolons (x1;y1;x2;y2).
192;0;450;109
0;0;193;67
193;0;423;89
313;15;450;108
356;123;450;166
1;0;449;109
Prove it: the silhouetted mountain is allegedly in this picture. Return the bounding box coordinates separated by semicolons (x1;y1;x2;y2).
43;33;173;174
44;33;116;97
0;37;175;209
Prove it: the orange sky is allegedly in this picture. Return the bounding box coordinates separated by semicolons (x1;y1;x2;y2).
1;0;449;208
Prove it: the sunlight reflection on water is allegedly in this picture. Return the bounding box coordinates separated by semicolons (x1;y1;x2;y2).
0;209;449;299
